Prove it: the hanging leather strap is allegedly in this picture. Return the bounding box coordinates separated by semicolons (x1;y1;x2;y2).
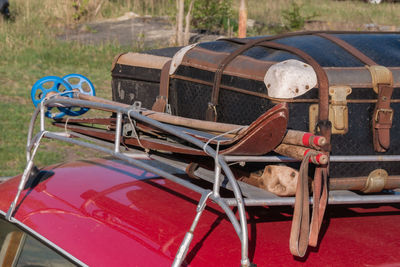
152;60;172;112
309;167;328;247
206;35;331;256
248;41;331;257
290;151;317;257
373;84;394;152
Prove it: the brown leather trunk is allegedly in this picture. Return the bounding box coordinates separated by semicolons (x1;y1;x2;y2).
111;31;400;179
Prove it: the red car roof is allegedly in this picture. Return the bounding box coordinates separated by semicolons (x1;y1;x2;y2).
1;158;400;266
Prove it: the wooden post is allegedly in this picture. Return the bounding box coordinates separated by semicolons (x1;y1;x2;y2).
238;0;247;38
176;0;185;45
184;0;195;45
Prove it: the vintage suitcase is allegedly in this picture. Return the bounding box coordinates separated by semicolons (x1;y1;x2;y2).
111;31;400;179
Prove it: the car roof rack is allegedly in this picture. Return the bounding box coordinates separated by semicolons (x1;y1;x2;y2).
5;96;400;267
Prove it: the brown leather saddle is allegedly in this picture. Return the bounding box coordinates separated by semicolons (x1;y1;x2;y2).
54;102;288;156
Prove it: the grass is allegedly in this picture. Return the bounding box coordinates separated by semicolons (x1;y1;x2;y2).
0;0;137;176
1;0;400;176
246;0;400;33
0;40;122;176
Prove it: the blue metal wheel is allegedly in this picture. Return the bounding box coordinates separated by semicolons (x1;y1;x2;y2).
60;74;96;117
31;76;73;119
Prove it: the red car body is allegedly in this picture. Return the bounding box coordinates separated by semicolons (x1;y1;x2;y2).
0;158;399;266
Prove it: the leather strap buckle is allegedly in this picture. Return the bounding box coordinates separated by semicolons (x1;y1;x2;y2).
208;102;216;110
375;108;393;122
205;102;218;122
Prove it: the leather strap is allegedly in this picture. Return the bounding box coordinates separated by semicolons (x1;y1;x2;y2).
152;60;172;112
258;41;331;121
373;84;394;152
208;31;327;121
207;37;275;121
185;33;333;255
206;32;352;122
185;162;201;179
290;151;316;257
251;41;331;257
309;120;331;248
315;33;377;66
309;167;328;247
315;33;394;152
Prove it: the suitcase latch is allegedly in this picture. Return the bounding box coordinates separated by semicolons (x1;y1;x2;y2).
309;85;352;134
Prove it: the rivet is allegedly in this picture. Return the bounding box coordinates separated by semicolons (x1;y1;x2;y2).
305;85;310;90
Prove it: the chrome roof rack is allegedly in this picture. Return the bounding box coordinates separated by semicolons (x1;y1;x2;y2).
6;97;400;267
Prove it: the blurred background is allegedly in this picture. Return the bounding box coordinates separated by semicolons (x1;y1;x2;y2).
1;0;399;176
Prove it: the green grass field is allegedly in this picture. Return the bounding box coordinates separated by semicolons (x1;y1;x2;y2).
1;0;400;176
0;0;133;176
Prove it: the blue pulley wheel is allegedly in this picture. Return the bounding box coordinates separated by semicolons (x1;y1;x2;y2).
31;76;73;119
60;74;96;117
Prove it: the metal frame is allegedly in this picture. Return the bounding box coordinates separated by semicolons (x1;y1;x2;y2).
5;97;400;266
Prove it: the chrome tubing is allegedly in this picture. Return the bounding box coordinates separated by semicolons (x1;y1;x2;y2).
13;97;250;266
44;97;250;266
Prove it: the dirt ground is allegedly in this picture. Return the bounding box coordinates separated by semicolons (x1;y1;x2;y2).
58;13;227;48
59;15;175;48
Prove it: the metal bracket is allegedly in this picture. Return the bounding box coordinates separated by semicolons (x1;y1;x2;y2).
309;85;352;134
122;123;137;138
131;101;142;111
124;101;143;137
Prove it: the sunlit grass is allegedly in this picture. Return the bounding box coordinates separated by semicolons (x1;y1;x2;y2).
0;1;137;176
246;0;400;33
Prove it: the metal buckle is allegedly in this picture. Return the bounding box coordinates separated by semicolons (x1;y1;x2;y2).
375;108;393;122
208;102;216;109
131;101;142;111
